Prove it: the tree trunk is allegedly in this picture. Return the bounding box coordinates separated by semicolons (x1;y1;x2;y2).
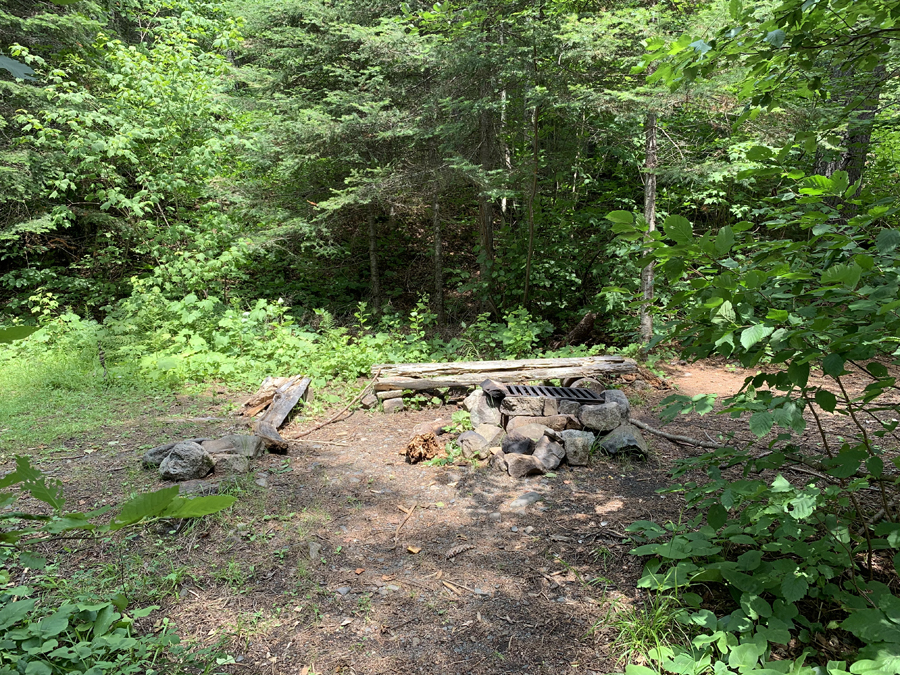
367;210;380;313
640;112;658;345
433;195;444;325
522;105;539;307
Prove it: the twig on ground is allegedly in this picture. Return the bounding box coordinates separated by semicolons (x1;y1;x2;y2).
389;502;416;549
293;369;382;438
628;418;723;449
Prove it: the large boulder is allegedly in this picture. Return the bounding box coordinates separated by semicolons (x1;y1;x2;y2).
558;400;581;416
598;424;649;457
458;430;491;460
201;434;265;459
463;390;502;426
532;436;565;471
602;389;631;417
507;414;580;433
560;429;596;466
579;402;626;432
143;438;210;468
500;396;545;417
571;377;605;397
506;454;546;479
159;442;214;481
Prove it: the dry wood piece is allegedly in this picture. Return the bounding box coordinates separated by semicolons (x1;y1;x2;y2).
445;543;474;560
405;433;442;464
628;417;724;449
252;376;311;451
371;355;636;391
239;376;293;416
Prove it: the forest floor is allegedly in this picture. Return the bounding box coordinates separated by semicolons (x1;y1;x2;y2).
4;358;899;675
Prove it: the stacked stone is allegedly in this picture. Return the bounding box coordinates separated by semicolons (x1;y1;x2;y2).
461;388;648;479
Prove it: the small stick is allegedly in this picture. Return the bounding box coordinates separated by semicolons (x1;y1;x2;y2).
629;418;724;449
390;503;416;548
294;369;382;438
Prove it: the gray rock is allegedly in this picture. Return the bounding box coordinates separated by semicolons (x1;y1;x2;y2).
336;586;352;596
201;434;265;459
532;436;565;471
502;435;534;455
509;491;543;508
579;402;626;432
506;454;546;479
308;541;322;561
543;398;559;416
383;398;405;414
602;389;631;417
508;423;551;443
571;377;606;397
361;393;379;409
473;423;504;446
464;390;502;426
213;453;250;475
558;400;582;416
254;473;269;488
500;396;545;417
489;450;508;472
506;415;580;433
560;429;596;466
488;512;502;522
598;423;649;457
159;442;214;481
143;438;210;468
377;389;405;400
178;479;220;496
458;430;490;460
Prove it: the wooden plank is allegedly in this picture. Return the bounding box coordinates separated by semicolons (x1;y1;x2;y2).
261;376;312;429
373;361;636;391
370;355;627;378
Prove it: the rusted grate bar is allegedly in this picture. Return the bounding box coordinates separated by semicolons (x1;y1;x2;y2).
505;384;602;403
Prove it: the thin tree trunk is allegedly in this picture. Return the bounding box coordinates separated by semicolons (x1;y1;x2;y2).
640;112;658;345
522;105;539;308
433;195;444;326
367;210;380;314
479;102;498;316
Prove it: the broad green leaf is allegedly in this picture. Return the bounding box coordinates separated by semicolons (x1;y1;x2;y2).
707;503;727;529
728;641;762;668
764;29;786;48
821;263;862;288
822;354;845;378
781;574;808;602
159;495;236;519
875;229;900;254
663;215;693;245
0;598;36;630
749;411;774;437
740;324;774;350
606;210;634;224
24;663;52;675
111;486;179;530
815;389;837;412
787;361;809;387
715;226;735;255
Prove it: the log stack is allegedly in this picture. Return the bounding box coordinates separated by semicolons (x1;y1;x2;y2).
371;355;637;392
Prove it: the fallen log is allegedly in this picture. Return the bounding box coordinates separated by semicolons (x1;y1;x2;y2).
373;361;637;391
371;355;632;379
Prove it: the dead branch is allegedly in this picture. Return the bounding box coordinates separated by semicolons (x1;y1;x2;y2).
293;369;382;438
628;418;723;449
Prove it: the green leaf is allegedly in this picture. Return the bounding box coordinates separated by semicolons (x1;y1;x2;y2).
0;598;36;630
663;215;693;245
111;486;179;530
815;389;837;412
728;641;762;668
821;263;862;289
715;226;735;255
707;503;727;529
625;666;659;675
781;574;808;603
875;229;900;254
607;210;634;224
25;662;52;675
787;361;809;387
19;553;46;570
764;29;786;48
740;324;774;350
159;495;236;519
822;354;845;378
749;412;774;438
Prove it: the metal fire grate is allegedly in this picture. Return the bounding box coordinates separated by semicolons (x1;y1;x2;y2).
505;385;602;403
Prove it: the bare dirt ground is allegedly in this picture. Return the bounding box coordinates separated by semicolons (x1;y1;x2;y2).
8;358;900;675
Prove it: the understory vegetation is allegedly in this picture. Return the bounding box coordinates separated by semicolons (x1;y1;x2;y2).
3;0;900;673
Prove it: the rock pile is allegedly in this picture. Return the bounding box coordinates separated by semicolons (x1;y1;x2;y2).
144;434;266;482
461;387;648;479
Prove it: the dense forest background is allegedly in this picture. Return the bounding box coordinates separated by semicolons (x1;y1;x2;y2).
4;0;895;381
